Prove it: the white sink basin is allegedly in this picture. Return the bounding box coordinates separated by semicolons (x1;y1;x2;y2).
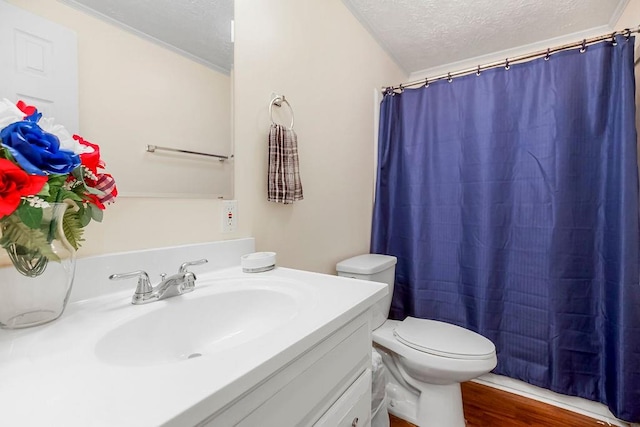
0;255;387;427
95;277;308;366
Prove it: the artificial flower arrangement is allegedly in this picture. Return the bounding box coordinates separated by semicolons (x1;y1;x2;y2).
0;99;117;276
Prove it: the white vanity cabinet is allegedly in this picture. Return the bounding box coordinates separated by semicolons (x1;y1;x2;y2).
201;312;373;427
0;240;387;427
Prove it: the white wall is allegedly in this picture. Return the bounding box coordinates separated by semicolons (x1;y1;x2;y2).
614;1;640;33
3;0;405;273
234;0;406;274
4;0;243;257
6;0;634;278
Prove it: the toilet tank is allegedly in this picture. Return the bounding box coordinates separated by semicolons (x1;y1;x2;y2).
336;254;397;329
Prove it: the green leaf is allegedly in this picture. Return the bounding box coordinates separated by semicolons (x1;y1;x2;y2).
59;188;83;202
90;204;103;222
69;168;106;197
72;166;84;181
16;204;43;229
0;215;60;262
62;209;84;251
78;204;92;227
46;175;68;202
47;175;67;187
1;148;15;162
85;186;105;196
37;183;50;197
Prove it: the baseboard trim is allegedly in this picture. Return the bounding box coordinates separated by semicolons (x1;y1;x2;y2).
474;374;631;427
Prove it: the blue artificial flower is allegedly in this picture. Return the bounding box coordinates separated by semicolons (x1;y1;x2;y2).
0;121;81;176
24;110;42;123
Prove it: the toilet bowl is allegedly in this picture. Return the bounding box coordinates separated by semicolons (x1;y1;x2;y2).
336;254;497;427
374;318;496;426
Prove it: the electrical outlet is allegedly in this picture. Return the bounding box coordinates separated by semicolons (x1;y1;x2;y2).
221;200;237;233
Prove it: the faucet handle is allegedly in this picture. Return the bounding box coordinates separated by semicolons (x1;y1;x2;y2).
109;270;152;296
178;258;208;273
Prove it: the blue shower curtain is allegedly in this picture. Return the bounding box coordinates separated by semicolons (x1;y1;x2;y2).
371;36;640;422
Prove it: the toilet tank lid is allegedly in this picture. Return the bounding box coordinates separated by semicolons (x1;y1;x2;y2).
336;254;397;275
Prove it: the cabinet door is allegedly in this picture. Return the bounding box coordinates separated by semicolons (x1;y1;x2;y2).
313;369;372;427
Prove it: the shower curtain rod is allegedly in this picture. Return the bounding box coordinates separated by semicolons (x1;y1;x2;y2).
383;26;640;92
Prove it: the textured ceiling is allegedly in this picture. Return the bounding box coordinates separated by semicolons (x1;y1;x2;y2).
60;0;233;74
342;0;628;75
60;0;628;77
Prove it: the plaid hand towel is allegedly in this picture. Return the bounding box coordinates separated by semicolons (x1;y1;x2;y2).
268;124;303;204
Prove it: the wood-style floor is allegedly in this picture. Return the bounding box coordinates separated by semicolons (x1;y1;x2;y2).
389;381;606;427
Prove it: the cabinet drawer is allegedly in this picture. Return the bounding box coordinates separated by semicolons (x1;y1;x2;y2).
201;312;372;427
234;321;370;427
314;369;372;427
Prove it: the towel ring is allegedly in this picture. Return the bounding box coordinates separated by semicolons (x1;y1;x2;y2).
269;96;294;130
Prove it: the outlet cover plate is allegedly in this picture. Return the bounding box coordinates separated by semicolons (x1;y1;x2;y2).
221;200;237;233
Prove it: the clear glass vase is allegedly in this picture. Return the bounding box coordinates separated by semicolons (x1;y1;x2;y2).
0;203;76;329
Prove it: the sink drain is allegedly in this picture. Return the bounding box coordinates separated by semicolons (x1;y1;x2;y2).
187;353;202;359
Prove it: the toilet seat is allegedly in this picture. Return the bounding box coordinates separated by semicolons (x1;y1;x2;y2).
393;317;495;360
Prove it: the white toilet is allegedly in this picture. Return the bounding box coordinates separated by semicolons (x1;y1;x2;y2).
336;254;497;427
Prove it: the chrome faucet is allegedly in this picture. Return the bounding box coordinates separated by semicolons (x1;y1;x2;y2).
109;259;208;305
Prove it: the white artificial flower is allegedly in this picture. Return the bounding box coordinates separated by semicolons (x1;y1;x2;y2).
22;196;50;209
0;98;24;130
38;117;93;155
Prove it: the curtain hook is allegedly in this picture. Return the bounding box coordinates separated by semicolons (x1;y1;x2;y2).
624;28;631;40
505;58;510;70
544;48;550;61
447;73;453;83
476;65;481;76
580;39;587;53
399;84;404;93
611;32;618;46
424;78;429;88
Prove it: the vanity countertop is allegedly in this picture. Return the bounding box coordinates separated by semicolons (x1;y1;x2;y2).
0;265;387;426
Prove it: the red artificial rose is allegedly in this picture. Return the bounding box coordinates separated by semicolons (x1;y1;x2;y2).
0;159;48;217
